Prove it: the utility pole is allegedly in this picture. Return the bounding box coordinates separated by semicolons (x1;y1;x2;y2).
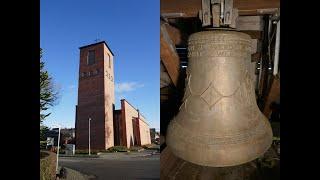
52;124;61;174
88;117;91;156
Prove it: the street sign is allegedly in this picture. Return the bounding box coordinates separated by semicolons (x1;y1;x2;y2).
46;137;54;146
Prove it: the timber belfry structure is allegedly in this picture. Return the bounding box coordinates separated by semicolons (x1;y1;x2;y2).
75;41;151;150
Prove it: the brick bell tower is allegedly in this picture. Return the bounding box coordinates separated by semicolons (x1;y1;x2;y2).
75;41;115;150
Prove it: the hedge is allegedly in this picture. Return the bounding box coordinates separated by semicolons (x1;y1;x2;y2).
107;146;128;152
75;149;98;155
142;144;154;149
129;146;144;151
40;151;56;180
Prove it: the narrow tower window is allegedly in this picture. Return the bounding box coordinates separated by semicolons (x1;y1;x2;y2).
108;54;111;68
87;50;95;65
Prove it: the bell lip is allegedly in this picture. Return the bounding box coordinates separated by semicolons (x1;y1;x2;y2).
167;137;272;167
166;119;273;167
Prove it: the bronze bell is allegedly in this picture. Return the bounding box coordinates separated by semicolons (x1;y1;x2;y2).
166;30;273;167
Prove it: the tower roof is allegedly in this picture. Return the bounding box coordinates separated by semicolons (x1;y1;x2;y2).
79;41;114;56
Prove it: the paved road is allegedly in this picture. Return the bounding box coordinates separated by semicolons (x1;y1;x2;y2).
59;150;160;180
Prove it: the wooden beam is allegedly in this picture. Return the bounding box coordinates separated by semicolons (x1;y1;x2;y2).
242;31;262;39
238;8;278;16
233;0;280;15
237;16;264;31
160;86;172;102
161;0;280;17
161;22;180;87
251;39;258;54
160;135;165;146
161;0;201;18
161;95;169;102
160;71;172;88
163;23;183;45
251;52;261;62
263;76;280;118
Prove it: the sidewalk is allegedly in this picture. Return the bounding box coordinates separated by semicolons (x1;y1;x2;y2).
97;150;159;160
59;154;100;158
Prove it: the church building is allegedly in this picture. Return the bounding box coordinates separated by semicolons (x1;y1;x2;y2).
75;41;151;150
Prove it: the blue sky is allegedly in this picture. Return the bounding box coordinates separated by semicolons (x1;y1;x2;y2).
40;0;160;130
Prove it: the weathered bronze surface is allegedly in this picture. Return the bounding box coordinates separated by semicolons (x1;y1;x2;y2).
166;30;273;167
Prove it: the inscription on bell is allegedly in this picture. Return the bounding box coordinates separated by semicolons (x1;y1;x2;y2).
188;40;251;58
189;42;251;52
188;50;249;58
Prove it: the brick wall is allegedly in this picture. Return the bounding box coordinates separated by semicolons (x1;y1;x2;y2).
75;42;115;150
121;99;151;147
139;116;151;145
